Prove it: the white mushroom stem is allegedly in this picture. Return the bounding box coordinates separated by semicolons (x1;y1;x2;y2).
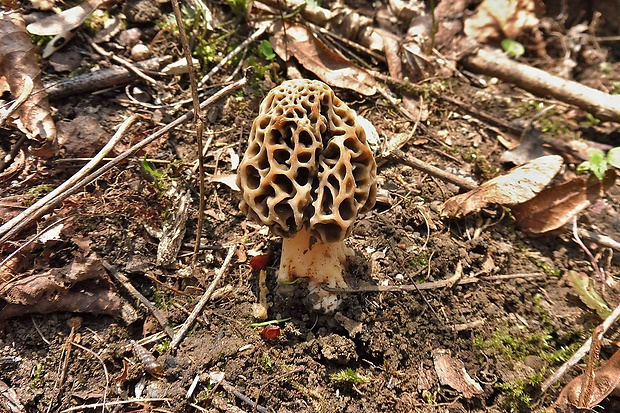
276;227;352;311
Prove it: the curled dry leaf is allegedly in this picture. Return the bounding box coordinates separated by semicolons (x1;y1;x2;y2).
26;0;105;58
271;21;376;96
512;170;616;236
552;329;620;410
0;11;56;156
464;0;544;43
0;252;123;319
441;155;563;218
259;324;282;340
432;348;483;398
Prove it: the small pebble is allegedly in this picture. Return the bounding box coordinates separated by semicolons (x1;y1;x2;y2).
131;43;151;61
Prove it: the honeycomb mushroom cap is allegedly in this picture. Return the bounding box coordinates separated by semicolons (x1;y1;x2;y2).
237;79;377;243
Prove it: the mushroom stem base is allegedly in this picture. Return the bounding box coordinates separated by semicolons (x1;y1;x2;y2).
277;228;351;311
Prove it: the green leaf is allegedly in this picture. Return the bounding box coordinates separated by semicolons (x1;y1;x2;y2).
142;155;163;179
501;39;525;58
568;270;612;319
607;147;620;169
576;161;591;175
259;40;275;61
586;148;607;180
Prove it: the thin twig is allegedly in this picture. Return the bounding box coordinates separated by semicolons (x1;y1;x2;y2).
89;41;160;87
541;300;620;392
70;342;110;413
221;380;268;413
0;115;137;245
578;228;620;253
199;21;272;87
383;149;479;191
170;245;237;350
59;398;170;413
0;74;248;246
324;272;545;293
102;259;175;339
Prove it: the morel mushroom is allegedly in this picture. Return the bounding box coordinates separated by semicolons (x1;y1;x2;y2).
237;79;377;311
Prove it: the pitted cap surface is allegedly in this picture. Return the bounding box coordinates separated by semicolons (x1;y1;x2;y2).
237;79;377;243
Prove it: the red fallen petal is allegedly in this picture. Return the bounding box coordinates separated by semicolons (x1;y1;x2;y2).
250;253;271;271
259;325;281;339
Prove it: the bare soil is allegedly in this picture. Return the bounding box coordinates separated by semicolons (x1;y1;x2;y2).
2;1;620;413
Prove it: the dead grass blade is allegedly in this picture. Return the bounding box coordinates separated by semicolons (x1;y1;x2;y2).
0;11;56;156
440;155;563;218
512;170;616;236
271;21;376;96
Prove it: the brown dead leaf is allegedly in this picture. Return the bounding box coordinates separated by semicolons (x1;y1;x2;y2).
441;155;563;218
0;11;56;156
432;349;483;398
271;21;376;96
512;170;616;236
464;0;544;43
552;328;620;410
0;252;124;319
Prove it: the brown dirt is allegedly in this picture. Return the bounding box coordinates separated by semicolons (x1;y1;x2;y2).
2;1;620;413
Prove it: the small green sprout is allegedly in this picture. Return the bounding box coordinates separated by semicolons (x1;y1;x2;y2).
501;38;525;58
259;40;276;61
31;364;44;389
156;339;171;354
260;354;274;373
577;147;620;180
330;367;369;384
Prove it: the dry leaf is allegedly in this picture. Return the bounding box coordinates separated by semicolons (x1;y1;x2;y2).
0;11;56;156
512;170;616;236
26;0;104;57
464;0;544;43
552;334;620;410
432;349;483;398
271;21;376;96
0;252;124;319
441;155;563;218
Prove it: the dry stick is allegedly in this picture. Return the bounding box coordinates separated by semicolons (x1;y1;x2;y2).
170;0;206;264
59;398;170;413
45;56;171;100
462;47;620;123
170;245;237;350
0;115;137;245
89;41;160;87
101;259;175;339
70;342;110;413
0;75;248;246
324;272;545;293
578;228;620;253
383;149;479;191
541;300;620;392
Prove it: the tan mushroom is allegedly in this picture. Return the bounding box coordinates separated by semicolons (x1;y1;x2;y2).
237;79;377;311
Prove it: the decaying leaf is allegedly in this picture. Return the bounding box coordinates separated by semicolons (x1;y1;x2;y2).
156;181;191;266
464;0;544;43
552;327;620;411
512;170;616;236
26;0;105;58
271;21;376;96
0;11;56;156
0;252;124;319
432;349;483;398
567;271;612;319
441;155;563;218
